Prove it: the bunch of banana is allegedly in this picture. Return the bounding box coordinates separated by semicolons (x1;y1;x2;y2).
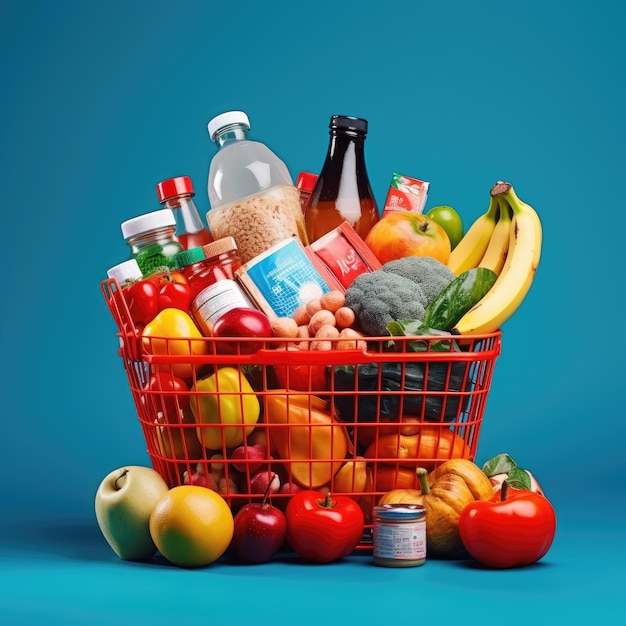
448;181;542;335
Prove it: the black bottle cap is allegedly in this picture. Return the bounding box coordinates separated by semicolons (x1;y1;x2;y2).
330;115;368;133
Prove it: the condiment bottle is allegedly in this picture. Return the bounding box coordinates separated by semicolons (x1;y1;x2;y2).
173;237;254;336
121;209;184;276
296;171;318;212
206;110;309;264
156;175;214;249
304;115;380;243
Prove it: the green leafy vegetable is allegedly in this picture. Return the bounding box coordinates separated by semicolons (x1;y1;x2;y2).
423;267;497;332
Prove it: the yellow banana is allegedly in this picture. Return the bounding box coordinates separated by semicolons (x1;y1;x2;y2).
478;196;512;276
453;182;542;335
447;195;498;276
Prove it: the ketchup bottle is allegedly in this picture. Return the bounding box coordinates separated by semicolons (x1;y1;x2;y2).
156;175;213;249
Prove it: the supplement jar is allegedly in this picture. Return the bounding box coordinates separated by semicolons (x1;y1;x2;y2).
372;504;427;567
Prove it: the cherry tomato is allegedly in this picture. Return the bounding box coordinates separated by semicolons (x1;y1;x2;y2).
212;308;273;354
285;490;364;563
124;280;159;325
458;482;557;569
146;270;188;286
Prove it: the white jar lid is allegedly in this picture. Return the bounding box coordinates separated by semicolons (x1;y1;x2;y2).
207;110;250;140
107;258;143;284
121;208;176;240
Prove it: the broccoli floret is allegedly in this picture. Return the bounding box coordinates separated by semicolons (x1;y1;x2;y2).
344;271;427;336
381;256;456;304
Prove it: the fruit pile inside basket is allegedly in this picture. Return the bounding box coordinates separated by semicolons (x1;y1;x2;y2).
100;149;553;569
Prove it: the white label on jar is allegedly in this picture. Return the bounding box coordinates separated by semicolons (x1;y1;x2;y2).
192;280;254;331
373;521;426;560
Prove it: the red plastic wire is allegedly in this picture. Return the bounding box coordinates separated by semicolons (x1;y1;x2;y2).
101;277;501;549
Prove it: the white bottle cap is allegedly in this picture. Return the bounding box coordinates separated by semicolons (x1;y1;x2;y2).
207;111;250;141
107;258;143;284
121;208;176;240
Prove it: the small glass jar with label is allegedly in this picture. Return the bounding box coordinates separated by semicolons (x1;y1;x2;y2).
173;237;254;335
373;503;427;568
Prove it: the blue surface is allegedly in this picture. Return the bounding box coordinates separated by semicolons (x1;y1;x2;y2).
1;1;625;623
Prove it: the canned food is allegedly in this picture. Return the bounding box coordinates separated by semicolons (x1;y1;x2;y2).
373;503;427;567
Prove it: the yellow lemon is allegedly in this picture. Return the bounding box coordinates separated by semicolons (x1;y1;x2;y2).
149;485;234;567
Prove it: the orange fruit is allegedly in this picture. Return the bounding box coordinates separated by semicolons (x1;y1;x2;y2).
149;485;234;567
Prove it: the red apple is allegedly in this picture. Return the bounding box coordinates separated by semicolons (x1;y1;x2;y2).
212;308;273;354
364;210;451;265
249;469;281;495
230;443;268;474
230;477;287;564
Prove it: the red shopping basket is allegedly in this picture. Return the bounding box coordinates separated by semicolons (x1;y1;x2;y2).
102;277;501;548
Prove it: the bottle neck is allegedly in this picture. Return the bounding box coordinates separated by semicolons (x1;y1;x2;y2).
163;194;206;234
327;130;366;161
213;124;250;149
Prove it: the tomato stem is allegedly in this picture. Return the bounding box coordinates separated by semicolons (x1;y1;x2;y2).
501;480;509;501
317;491;335;509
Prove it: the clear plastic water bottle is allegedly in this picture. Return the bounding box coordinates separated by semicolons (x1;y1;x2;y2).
206;110;308;264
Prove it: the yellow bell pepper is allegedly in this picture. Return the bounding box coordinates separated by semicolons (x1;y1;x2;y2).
190;367;260;450
141;308;208;378
265;391;349;489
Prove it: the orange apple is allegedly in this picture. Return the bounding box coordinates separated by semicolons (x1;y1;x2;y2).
364;210;451;265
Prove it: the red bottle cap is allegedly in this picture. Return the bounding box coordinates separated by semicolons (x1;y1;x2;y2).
156;176;195;202
296;171;318;192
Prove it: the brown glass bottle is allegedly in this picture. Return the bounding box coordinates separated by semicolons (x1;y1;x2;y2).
304;115;379;243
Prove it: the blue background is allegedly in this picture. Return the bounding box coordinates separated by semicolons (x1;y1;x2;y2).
1;0;624;623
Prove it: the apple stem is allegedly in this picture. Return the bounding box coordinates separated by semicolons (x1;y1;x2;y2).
114;469;129;491
262;473;276;506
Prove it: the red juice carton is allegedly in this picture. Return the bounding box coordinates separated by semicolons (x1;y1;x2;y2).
382;172;430;217
307;221;382;290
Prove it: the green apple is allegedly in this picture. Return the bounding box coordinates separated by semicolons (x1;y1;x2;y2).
95;465;169;561
426;205;464;250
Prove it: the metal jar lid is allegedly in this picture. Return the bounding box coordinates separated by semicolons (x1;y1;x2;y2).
374;504;426;519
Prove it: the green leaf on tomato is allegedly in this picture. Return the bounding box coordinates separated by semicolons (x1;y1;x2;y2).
506;467;532;491
482;453;517;477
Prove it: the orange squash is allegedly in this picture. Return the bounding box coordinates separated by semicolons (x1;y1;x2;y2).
264;391;350;489
363;428;471;469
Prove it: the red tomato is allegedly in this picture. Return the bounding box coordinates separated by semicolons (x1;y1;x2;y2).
124;280;159;325
144;372;190;422
158;280;192;312
212;308;273;354
458;483;557;569
273;349;328;392
285;490;364;563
